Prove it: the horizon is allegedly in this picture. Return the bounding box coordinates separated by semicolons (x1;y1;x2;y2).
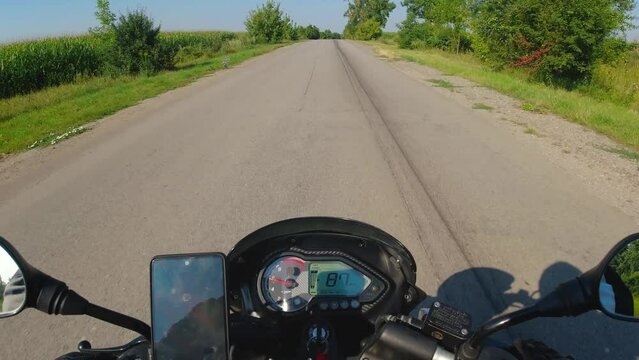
0;0;404;44
1;1;638;44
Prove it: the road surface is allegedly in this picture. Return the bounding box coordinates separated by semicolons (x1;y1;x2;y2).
0;40;637;359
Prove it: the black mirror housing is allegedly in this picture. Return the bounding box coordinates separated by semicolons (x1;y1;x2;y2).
0;236;43;313
0;236;79;315
587;233;639;322
0;236;151;339
460;233;639;360
532;232;639;322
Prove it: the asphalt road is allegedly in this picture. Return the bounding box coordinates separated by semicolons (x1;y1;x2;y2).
0;40;637;359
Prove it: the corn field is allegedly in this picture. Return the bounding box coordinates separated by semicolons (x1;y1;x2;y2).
0;36;105;99
0;31;244;99
160;31;239;52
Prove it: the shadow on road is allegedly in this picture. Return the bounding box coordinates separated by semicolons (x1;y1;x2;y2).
428;264;638;360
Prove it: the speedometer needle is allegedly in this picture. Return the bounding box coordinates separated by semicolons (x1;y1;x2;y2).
270;277;298;289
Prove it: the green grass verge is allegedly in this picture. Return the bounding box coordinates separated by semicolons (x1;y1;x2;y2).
0;43;284;154
473;103;494;111
428;79;455;91
372;42;639;150
596;145;639;161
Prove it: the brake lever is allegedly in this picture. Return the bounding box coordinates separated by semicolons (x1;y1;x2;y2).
77;337;148;357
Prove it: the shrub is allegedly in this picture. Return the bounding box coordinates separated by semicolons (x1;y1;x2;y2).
353;19;382;40
245;1;291;43
163;31;239;62
221;39;244;54
320;29;342;39
472;0;635;87
109;10;177;74
305;25;321;40
398;10;472;52
283;22;300;41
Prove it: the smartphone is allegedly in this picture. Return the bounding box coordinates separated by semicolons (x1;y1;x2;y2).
150;253;229;360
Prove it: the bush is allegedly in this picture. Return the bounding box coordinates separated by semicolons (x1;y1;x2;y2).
109;10;177;74
352;19;382;40
320;29;342;40
245;1;291;43
305;25;321;40
163;31;239;62
583;47;639;109
283;23;300;41
473;0;635;87
221;39;245;54
398;11;472;52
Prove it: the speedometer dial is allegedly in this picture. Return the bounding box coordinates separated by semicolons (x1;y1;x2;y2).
261;257;310;312
260;256;384;313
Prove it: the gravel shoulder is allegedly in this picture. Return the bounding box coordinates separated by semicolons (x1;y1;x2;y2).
380;53;639;225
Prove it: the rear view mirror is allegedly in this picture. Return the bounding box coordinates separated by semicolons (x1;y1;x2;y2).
597;234;639;320
0;241;27;317
0;236;151;338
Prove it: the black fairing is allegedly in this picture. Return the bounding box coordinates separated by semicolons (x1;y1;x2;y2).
226;217;420;318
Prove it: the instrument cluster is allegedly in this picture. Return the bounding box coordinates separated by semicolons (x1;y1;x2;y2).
258;255;386;313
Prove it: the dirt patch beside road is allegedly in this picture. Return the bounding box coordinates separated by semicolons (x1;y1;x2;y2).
385;57;639;225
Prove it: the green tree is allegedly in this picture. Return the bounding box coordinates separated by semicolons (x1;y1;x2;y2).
89;0;116;36
321;29;342;39
282;17;297;40
110;10;177;74
353;19;383;40
295;25;308;39
472;0;635;87
245;1;292;43
305;25;321;40
344;0;396;39
399;0;473;52
345;0;397;27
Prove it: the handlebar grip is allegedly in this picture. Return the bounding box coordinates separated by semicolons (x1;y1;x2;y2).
359;321;439;359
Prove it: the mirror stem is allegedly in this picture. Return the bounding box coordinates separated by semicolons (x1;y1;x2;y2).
85;303;151;340
457;306;540;360
35;276;150;340
458;277;593;360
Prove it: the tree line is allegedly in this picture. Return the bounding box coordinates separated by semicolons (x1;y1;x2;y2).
343;0;397;40
396;0;635;88
245;1;341;43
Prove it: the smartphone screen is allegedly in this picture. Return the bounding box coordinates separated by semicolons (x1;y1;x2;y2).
151;253;228;360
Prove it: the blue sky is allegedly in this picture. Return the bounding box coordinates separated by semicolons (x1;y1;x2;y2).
0;0;405;43
0;0;637;43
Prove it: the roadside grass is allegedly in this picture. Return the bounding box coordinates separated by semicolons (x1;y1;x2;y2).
596;145;639;161
372;42;639;150
0;43;283;154
428;79;455;91
521;102;544;113
524;126;540;136
473;103;494;111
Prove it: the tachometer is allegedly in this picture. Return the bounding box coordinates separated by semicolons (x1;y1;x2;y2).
260;256;385;313
261;257;310;312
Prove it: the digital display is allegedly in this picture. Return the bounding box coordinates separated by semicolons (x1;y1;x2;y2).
151;254;228;360
308;261;371;296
